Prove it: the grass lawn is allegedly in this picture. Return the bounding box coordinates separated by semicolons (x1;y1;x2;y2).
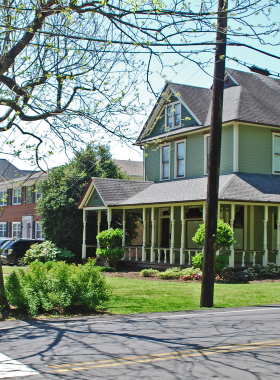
2;265;29;275
102;277;280;314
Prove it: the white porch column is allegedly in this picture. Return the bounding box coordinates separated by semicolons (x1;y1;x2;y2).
150;207;156;262
82;209;87;262
250;205;254;250
180;205;186;265
202;203;206;223
217;203;220;220
96;210;101;258
277;205;280;266
122;209;126;247
263;205;268;266
229;203;235;267
142;208;147;261
107;208;112;229
244;205;248;250
170;205;175;264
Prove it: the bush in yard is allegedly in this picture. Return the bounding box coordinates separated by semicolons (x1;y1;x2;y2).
192;219;235;250
191;252;229;274
157;267;183;280
244;263;280;280
96;228;124;269
24;241;75;264
5;259;111;315
140;268;159;277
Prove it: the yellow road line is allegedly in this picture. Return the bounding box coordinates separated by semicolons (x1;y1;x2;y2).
50;339;280;373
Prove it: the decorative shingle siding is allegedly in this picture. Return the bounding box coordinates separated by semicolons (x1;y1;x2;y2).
86;189;104;207
145;145;160;182
220;125;233;174
186;132;204;178
239;124;272;174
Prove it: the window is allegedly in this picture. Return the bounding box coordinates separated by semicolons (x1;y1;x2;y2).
166;103;181;129
36;222;44;239
26;187;32;204
204;133;210;175
0;223;7;237
161;144;170;180
35;190;42;202
12;222;22;238
0;191;7;206
273;133;280;174
13;188;22;205
175;140;186;178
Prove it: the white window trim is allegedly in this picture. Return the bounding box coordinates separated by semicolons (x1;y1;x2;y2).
204;133;210;175
13;188;22;205
272;132;280;175
35;191;42;202
174;139;186;179
165;101;181;131
0;191;7;206
12;222;21;238
160;143;171;181
35;221;44;239
0;222;7;237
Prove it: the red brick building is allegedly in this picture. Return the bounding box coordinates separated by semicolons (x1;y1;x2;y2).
0;159;47;239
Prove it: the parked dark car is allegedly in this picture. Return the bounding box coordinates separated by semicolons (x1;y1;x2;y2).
1;239;41;266
0;238;12;247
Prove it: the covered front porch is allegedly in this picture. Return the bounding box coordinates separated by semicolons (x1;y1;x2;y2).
81;202;280;269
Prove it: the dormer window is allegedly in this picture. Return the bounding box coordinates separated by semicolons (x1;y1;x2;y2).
166;103;181;129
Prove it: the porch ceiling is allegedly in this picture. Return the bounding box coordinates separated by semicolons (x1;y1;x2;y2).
85;173;280;208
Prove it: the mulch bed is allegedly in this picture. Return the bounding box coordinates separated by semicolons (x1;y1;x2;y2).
103;271;280;283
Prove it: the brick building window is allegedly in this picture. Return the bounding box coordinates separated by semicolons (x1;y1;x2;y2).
26;187;32;203
13;188;22;205
0;223;7;237
12;222;22;238
36;222;44;239
0;191;7;206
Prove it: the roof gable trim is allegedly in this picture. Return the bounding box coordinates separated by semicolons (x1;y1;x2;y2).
170;85;202;125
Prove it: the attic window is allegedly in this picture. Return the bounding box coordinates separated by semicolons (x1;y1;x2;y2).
166;102;181;130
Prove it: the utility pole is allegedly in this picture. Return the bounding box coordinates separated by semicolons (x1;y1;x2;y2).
200;0;228;308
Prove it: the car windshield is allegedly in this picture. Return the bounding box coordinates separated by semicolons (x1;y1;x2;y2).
1;240;15;250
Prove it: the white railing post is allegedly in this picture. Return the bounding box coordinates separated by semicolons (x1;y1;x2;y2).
188;250;191;265
229;203;235;267
170;205;175;264
180;205;186;265
263;205;268;266
150;207;155;262
164;249;167;263
122;209;126;247
157;248;160;263
253;251;256;266
242;251;245;267
135;247;138;261
129;247;131;260
142;208;146;262
277;206;280;266
82;209;87;262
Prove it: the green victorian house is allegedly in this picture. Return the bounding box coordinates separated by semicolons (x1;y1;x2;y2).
78;68;280;269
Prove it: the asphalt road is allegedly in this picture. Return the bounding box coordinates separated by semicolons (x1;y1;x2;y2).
1;305;280;379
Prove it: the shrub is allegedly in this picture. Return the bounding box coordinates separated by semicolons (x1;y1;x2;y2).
181;272;202;281
97;266;115;272
220;266;234;279
244;263;280;280
181;267;200;276
191;253;229;274
157;267;183;280
140;268;159;277
96;228;124;268
5;259;111;315
24;241;75;264
192;219;235;250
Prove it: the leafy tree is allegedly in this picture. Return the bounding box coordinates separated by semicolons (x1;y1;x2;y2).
96;228;125;269
192;219;235;251
37;144;139;259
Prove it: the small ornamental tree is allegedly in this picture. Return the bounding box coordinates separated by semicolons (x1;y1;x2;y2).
192;219;235;251
96;228;124;269
192;220;235;274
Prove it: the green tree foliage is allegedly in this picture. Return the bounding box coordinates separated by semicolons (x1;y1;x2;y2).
96;228;125;268
5;259;111;315
37;144;140;259
192;219;235;251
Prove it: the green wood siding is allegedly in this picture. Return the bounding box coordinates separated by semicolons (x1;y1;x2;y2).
147;110;165;138
220;125;233;173
239;124;272;174
145;145;160;182
186;132;204;178
86;189;104;207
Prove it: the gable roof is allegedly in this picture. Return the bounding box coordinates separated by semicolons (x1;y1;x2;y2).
0;159;36;181
114;160;143;177
137;68;280;144
79;173;280;208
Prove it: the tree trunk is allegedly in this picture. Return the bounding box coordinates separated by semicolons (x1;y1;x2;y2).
200;0;228;308
0;259;9;313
